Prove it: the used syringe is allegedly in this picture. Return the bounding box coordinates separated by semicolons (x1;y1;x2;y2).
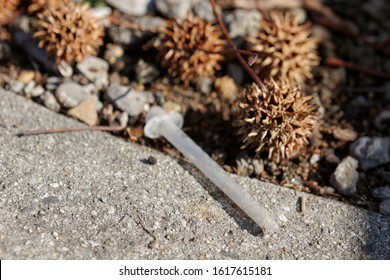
144;106;279;233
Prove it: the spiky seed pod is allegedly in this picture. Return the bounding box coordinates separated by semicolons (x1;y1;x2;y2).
0;0;19;22
33;1;104;63
28;0;64;13
247;11;320;84
234;81;319;163
153;13;227;88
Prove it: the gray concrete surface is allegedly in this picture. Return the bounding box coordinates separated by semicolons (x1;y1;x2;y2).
0;89;389;259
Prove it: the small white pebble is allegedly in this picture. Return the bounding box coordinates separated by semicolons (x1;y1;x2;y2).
61;247;69;252
107;206;115;214
278;214;288;222
50;182;60;188
310;153;321;164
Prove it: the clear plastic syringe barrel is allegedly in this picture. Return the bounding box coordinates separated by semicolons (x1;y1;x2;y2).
154;117;279;232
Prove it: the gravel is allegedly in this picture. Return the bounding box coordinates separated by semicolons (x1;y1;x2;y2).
350;137;390;170
106;0;154;17
55;82;96;109
1;89;389;260
105;84;154;117
330;156;359;196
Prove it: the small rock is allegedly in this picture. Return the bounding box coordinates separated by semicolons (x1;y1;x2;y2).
117;112;129;128
55;82;94;109
332;127;358;142
67;99;98;126
106;84;153;117
135;59;160;84
106;0;153;16
310;153;321;165
330;156;359;196
89;6;112;19
372;186;390;200
8;80;25;93
43;196;59;204
77;56;109;89
23;80;36;96
21;81;44;98
350;137;390;170
223;9;262;43
278;214;288;222
163;101;182;113
215;76;238;100
374;110;390;131
45;76;62;91
17;70;35;84
290;8;307;24
0;41;11;61
39;91;61;112
323;148;340;164
50;182;60;188
104;43;124;65
107;25;133;46
192;0;216;22
236;154;264;177
57;61;73;78
379;199;390;216
195;77;213;94
155;0;195;19
107;16;166;47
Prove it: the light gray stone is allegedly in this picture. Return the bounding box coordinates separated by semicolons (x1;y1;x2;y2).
374;110;390;131
76;56;109;89
89;6;112;19
223;9;262;39
236;154;264;177
135;59;160;84
350;137;390;170
55;82;94;109
8;80;25;94
372;186;390;200
107;16;166;47
106;0;153;17
192;0;216;22
379;199;390;216
39;91;61;112
155;0;196;19
106;84;154;117
330;156;359;196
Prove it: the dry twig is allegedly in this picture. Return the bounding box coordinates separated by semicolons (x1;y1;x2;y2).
326;58;390;79
209;0;266;91
17;126;124;137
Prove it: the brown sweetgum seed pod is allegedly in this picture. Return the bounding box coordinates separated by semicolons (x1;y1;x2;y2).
0;0;20;22
247;11;320;84
28;0;65;13
234;80;319;163
33;1;104;64
153;13;227;88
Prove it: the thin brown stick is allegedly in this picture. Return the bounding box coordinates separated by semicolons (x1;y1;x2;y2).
208;0;266;91
197;45;258;65
17;126;124;137
106;16;160;34
326;57;390;79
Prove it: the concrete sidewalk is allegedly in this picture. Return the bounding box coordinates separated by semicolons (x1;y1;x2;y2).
0;89;389;259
